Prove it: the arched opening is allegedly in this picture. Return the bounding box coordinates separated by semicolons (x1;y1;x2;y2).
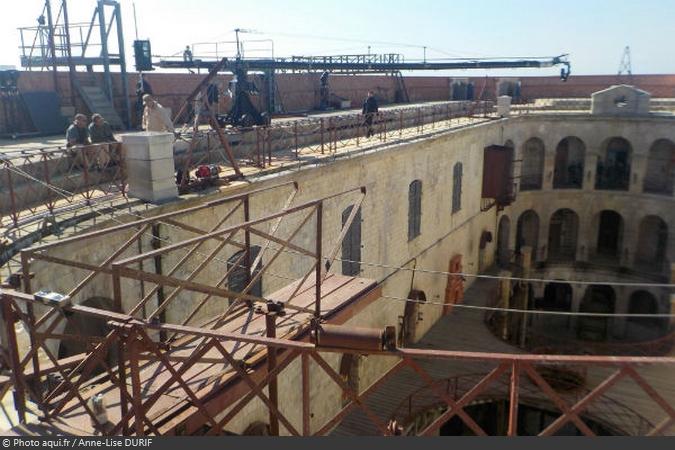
520;138;545;191
341;205;362;276
58;296;117;370
595;210;623;260
595;137;631;191
497;216;511;267
635;215;668;271
643;139;675;195
578;285;615;341
227;245;263;304
452;163;463;213
553;137;585;189
536;282;573;331
399;290;426;346
547;209;579;262
626;291;665;341
515;210;539;258
408;180;422;241
339;354;361;406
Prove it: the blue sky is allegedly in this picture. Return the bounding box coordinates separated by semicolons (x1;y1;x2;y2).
2;0;674;76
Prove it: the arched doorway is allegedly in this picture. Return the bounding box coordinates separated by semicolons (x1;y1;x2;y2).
58;296;117;369
497;216;511;267
516;210;539;257
635;215;668;271
595;137;631;191
227;245;263;303
547;209;579;262
643;139;675;195
626;291;664;341
341;205;362;276
578;285;615;341
596;210;623;260
553;137;585;189
399;290;427;347
537;282;573;331
520;138;545;191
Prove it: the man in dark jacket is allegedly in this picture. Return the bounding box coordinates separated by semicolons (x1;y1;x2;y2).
362;91;378;138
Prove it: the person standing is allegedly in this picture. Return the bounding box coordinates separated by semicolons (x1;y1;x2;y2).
362;91;379;138
142;94;175;133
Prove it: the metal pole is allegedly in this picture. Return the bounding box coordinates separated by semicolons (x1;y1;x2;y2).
0;294;26;423
114;2;132;128
97;1;114;102
151;224;166;342
265;313;279;436
61;0;78;108
45;0;59;90
301;352;310;435
314;203;323;319
507;361;519;436
320;118;325;154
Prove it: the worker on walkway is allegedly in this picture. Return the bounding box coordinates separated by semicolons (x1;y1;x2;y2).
89;113;119;168
65;114;91;148
142;94;175;134
362;91;379;138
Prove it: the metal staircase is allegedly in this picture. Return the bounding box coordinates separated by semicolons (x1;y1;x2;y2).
76;83;124;129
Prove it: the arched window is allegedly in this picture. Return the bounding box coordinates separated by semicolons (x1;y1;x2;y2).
636;215;668;271
578;285;615;341
547;209;579;262
227;246;263;304
627;291;665;340
553;137;585;189
595;137;631;191
408;180;422;240
452;162;463;213
341;205;362;276
515;210;539;257
520;138;545;191
643;139;675;195
595;210;623;259
497;216;511;267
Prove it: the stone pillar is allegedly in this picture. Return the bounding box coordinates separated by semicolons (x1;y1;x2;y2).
497;96;511;117
499;271;512;340
122;132;178;204
521;246;533;277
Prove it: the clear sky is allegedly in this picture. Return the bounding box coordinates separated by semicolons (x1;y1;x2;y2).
1;0;674;77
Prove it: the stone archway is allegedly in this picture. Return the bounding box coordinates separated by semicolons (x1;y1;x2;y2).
516;210;539;257
578;285;616;341
497;216;511;267
553;137;585;189
595;137;632;191
548;209;579;262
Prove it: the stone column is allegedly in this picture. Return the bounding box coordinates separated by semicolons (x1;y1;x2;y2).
121;132;178;204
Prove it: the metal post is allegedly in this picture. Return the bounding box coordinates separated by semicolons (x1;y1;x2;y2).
151;224;166;342
243;196;252;303
265;313;279;436
294;122;299;159
60;0;78;108
301;352;310;436
114;2;132;128
97;1;114;102
128;330;144;436
320;118;325;154
44;0;59;90
112;265;129;434
20;252;40;393
314;203;323;319
1;294;26;423
508;362;520;436
267;127;272;165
